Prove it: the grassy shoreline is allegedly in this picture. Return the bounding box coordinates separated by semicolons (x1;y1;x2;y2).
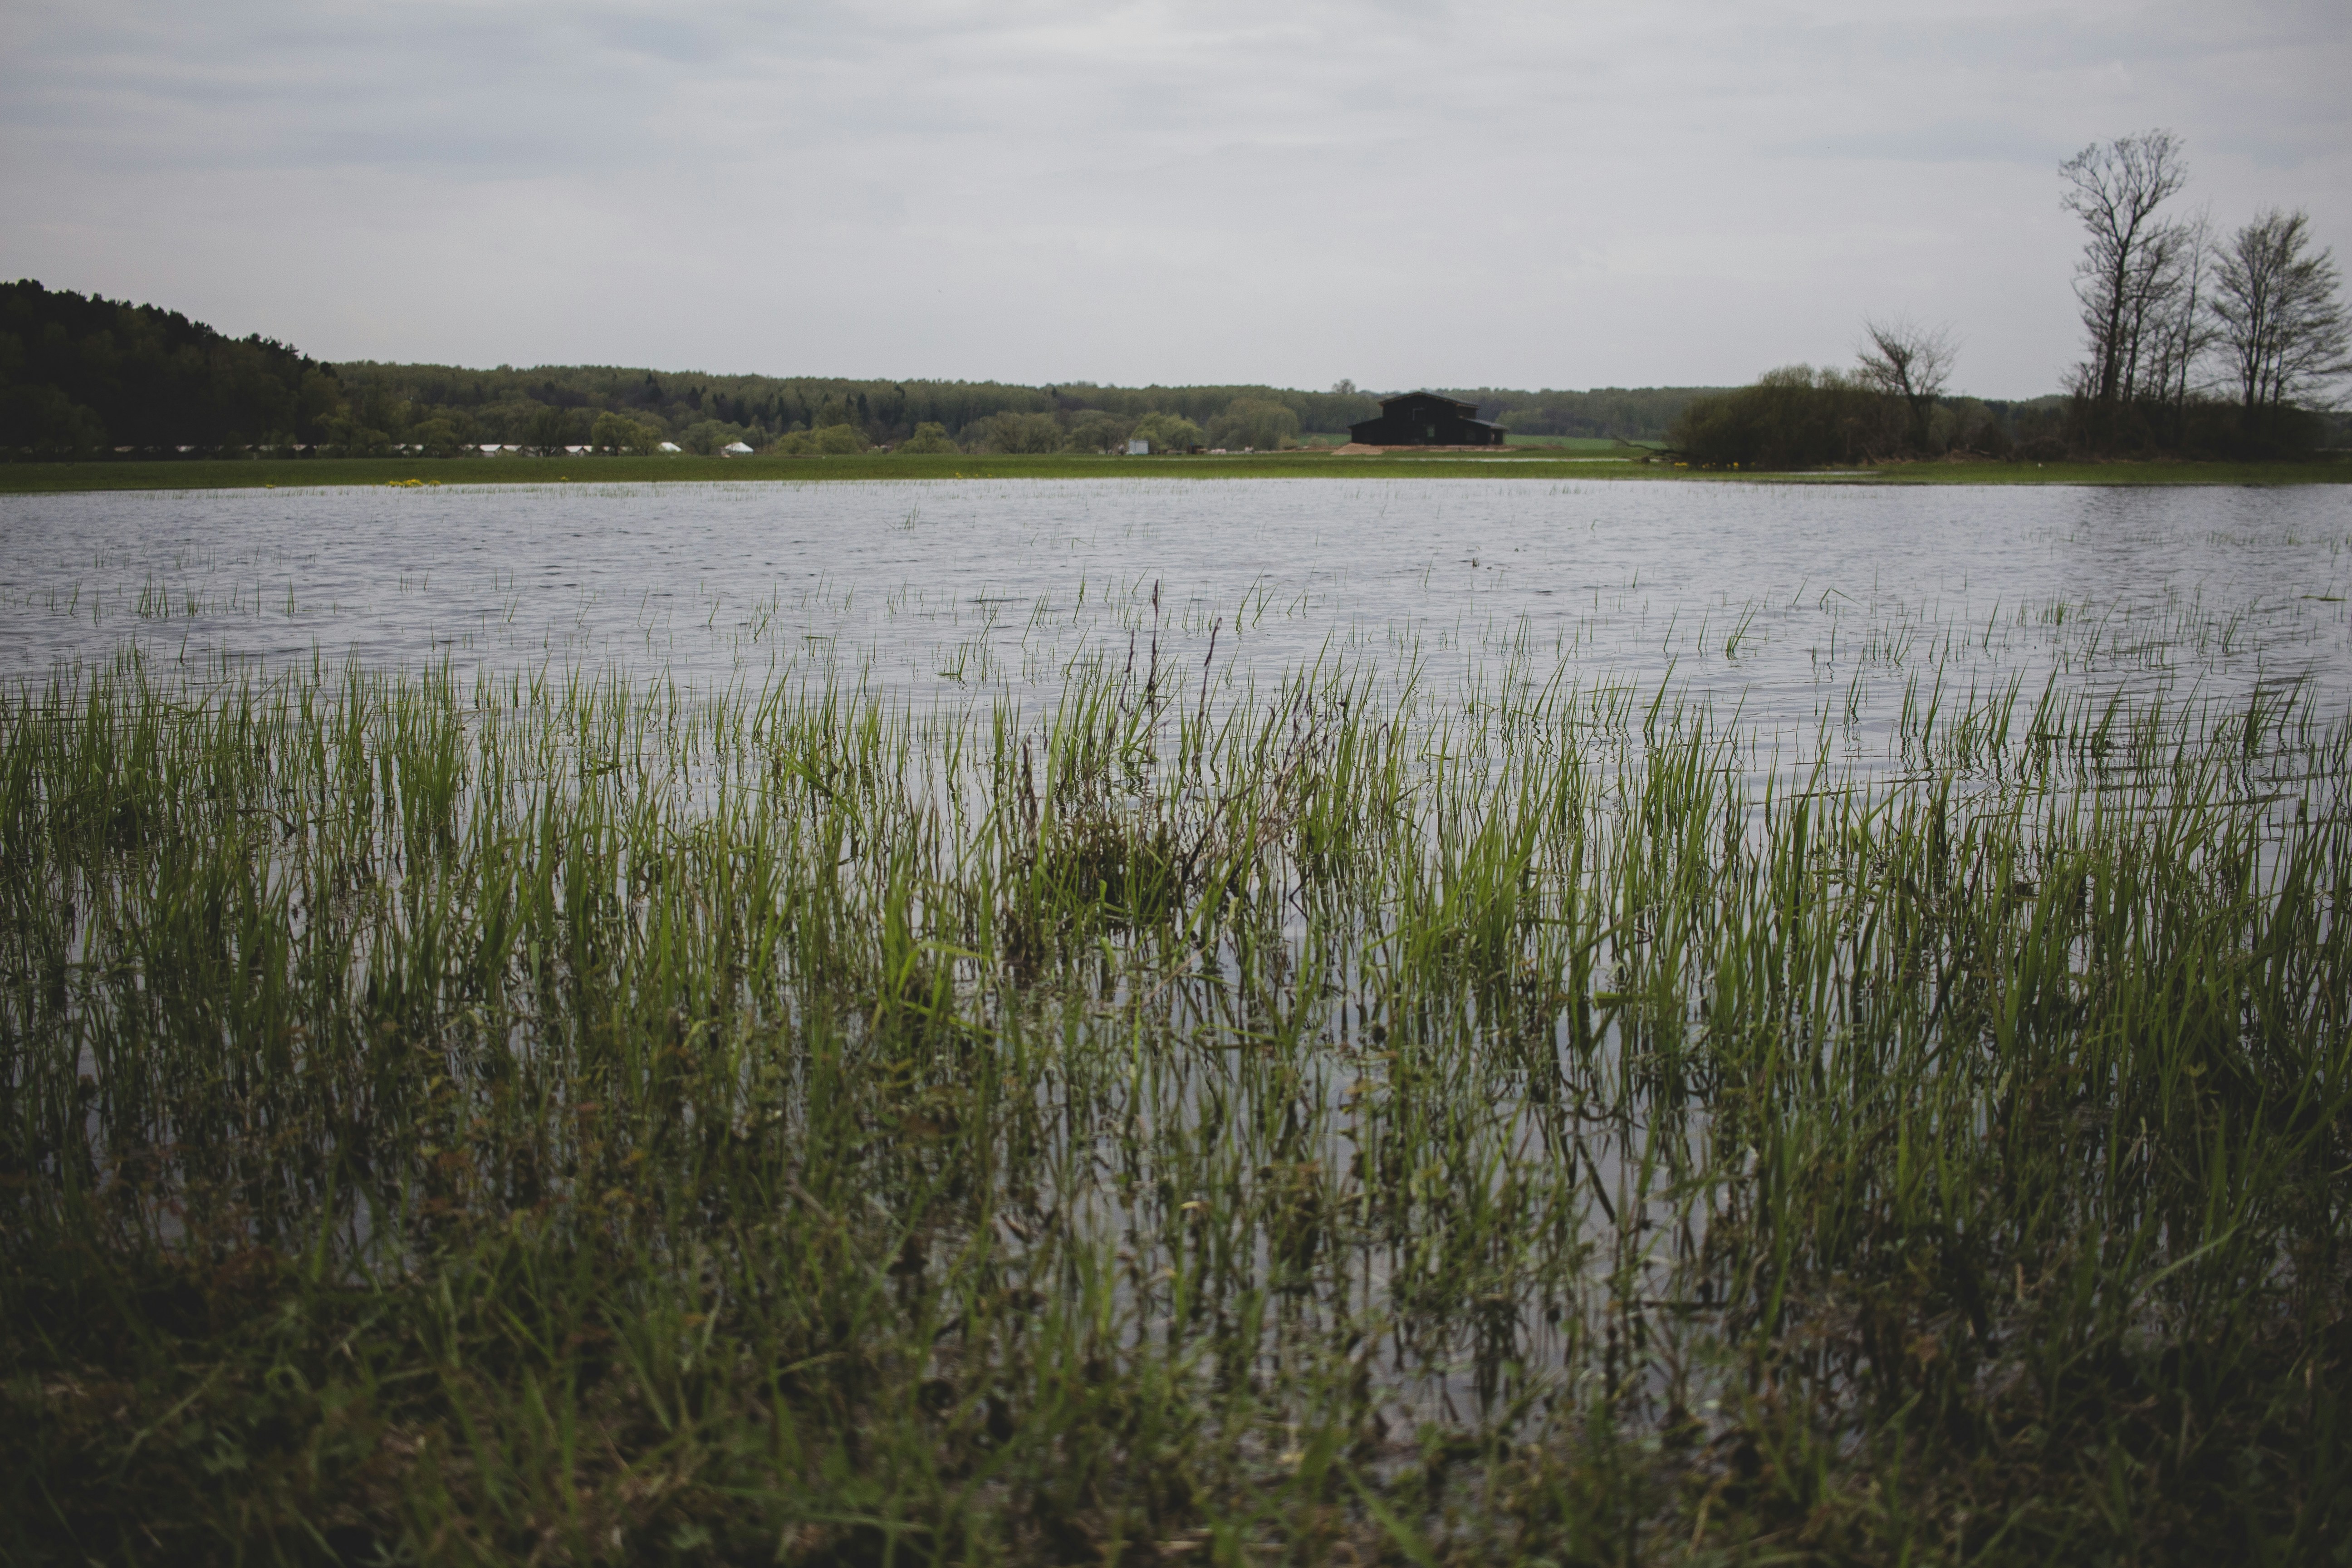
1;450;2346;493
5;628;2347;1563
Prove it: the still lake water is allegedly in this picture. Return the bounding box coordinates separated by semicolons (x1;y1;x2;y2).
5;477;2348;781
10;476;2350;1431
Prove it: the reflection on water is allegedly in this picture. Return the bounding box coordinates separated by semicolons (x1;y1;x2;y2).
4;479;2348;787
8;475;2352;1485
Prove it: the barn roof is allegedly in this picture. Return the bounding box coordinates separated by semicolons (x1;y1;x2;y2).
1379;391;1482;415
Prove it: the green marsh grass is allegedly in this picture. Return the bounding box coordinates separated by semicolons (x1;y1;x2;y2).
2;635;2348;1564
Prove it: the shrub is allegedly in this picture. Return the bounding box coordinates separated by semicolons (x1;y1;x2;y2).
408;418;471;458
678;419;752;456
1064;410;1132;453
523;404;583;457
588;412;662;456
321;415;396;458
1128;412;1204;454
1205;397;1299;451
897;421;958;454
1669;367;1901;468
973;410;1064;454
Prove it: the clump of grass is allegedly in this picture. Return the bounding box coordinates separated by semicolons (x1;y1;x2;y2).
2;639;2347;1564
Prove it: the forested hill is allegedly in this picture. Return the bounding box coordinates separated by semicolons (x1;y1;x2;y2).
0;281;344;454
331;364;1386;451
3;278;1723;456
330;363;1721;451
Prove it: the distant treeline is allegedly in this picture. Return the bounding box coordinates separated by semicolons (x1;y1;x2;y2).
1669;132;2352;469
1429;386;1721;441
328;364;1394;454
1670;371;2345;470
3;279;1751;459
324;364;1733;454
1671;373;2074;470
0;280;343;456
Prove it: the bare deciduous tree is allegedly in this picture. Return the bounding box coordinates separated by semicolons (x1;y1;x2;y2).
2211;208;2352;428
2137;210;2217;426
2111;216;2198;408
2060;130;2190;407
1855;318;1957;451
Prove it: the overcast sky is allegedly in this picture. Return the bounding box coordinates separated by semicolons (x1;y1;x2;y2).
3;1;2346;398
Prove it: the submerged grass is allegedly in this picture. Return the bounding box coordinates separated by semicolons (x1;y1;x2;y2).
2;637;2348;1564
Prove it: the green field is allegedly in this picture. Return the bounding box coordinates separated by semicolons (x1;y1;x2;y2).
1500;434;1666;452
0;451;1651;492
3;451;2346;494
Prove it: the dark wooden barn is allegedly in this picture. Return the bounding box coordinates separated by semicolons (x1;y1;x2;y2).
1347;391;1506;446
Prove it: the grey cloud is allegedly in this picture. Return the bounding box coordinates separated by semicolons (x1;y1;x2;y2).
1793;123;2086;167
1;0;2345;397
